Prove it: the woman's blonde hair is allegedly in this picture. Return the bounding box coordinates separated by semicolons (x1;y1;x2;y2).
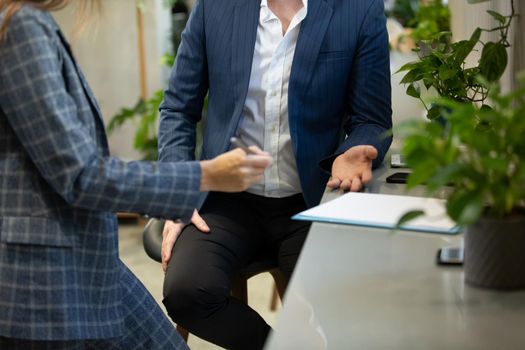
0;0;99;39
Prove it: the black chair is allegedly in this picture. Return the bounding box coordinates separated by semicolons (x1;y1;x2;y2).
142;218;286;342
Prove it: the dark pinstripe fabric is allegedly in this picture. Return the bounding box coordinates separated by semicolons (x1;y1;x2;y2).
159;0;393;208
0;6;195;347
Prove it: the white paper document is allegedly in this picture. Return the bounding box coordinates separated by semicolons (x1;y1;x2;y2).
293;192;461;234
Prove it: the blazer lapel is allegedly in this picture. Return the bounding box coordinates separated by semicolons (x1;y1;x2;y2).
290;0;333;92
55;29;105;124
230;0;260;131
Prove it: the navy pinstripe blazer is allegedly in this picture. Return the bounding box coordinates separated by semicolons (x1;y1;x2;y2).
159;0;393;208
0;7;202;340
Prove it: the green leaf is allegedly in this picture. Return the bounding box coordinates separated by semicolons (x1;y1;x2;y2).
447;190;484;225
486;10;507;24
479;104;493;113
406;83;421;98
160;53;176;67
426;107;440;120
438;65;456;81
400;69;423;84
396;210;426;229
479;42;508;82
407;162;438;189
134;125;149;150
426;164;461;191
452;28;481;67
107;99;145;133
396;61;421;73
484;157;509;173
423;78;434;90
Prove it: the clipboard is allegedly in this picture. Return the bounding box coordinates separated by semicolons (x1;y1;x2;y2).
293;192;461;234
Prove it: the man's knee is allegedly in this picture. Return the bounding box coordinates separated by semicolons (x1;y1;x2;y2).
162;282;195;321
163;277;230;323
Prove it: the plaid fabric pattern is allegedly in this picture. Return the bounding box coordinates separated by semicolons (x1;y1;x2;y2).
0;6;200;342
0;264;189;350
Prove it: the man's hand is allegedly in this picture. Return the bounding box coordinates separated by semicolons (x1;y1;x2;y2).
161;210;209;272
327;145;378;192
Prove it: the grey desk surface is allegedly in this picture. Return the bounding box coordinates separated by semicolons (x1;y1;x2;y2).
265;167;525;350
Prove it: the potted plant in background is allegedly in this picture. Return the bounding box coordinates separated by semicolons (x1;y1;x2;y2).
397;0;525;289
108;0;207;161
386;0;451;139
397;0;514;120
106;47;180;160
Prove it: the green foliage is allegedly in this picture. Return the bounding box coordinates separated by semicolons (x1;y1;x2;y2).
398;75;525;225
386;0;450;42
386;0;419;28
107;53;176;161
397;1;515;119
108;50;207;161
108;0;190;161
409;0;450;42
107;90;165;161
396;210;425;228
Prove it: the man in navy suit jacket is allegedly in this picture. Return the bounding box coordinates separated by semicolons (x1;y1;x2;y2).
158;0;392;348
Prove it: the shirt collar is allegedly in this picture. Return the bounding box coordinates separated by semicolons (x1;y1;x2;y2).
260;0;308;23
260;0;308;8
261;0;308;5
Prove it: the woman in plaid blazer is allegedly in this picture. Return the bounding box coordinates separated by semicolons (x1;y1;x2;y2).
0;1;272;349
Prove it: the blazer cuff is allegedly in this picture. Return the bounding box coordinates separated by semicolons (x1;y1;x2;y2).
318;124;392;174
166;161;202;223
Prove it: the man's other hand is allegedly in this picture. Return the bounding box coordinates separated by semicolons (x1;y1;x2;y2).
161;210;210;272
327;145;378;192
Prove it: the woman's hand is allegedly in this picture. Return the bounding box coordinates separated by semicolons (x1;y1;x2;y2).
199;147;272;192
161;147;271;271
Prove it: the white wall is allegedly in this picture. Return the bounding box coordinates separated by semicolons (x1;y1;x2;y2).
53;0;171;160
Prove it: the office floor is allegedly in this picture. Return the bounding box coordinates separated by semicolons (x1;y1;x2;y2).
118;221;280;350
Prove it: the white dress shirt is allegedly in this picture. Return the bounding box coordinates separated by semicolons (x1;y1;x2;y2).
235;0;308;198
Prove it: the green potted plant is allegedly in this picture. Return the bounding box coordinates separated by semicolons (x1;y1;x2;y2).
107;53;206;161
396;0;525;289
108;0;204;161
397;0;514;120
399;75;525;289
107;84;167;161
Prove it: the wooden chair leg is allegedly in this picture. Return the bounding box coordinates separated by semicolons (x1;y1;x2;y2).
270;284;280;311
269;269;287;298
176;324;189;342
269;268;287;311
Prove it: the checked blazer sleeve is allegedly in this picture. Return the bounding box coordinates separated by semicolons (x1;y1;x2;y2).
0;11;200;222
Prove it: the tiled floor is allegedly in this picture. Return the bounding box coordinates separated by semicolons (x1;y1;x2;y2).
118;221;280;350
